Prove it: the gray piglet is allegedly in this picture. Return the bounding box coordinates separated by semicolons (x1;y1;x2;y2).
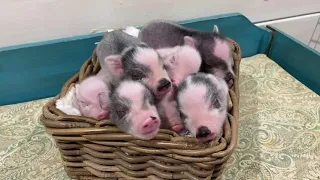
139;21;235;87
96;30;171;99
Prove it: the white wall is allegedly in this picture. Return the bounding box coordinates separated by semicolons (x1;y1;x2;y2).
1;0;320;48
271;15;320;51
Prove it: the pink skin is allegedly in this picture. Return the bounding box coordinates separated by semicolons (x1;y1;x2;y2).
98;54;124;86
178;76;227;142
117;81;161;140
131;111;160;138
157;90;184;133
213;39;234;80
157;44;201;93
214;39;230;62
75;76;110;120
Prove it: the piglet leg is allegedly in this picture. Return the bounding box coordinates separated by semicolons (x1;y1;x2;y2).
159;92;184;133
166;101;185;133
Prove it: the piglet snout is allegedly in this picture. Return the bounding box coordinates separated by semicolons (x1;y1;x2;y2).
141;116;160;134
196;126;211;138
157;78;171;92
97;111;109;120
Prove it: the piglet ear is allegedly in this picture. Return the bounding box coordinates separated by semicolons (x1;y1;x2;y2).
183;36;196;48
98;92;109;110
213;25;219;34
105;55;123;77
163;53;176;68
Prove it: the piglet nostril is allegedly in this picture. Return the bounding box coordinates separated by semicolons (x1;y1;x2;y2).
150;116;157;120
196;126;211;138
157;79;171;91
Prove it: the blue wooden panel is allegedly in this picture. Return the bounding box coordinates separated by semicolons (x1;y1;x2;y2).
0;13;272;105
0;34;103;105
267;25;320;95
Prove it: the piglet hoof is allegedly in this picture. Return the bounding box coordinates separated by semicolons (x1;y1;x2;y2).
97;111;110;120
171;124;185;133
227;79;234;88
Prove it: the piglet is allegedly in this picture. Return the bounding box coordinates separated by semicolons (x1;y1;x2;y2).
109;80;161;140
139;21;235;87
96;30;171;99
75;76;110;120
156;90;184;133
176;73;228;142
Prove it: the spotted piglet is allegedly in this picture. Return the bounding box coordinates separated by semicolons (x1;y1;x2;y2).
176;73;228;142
139;21;235;87
109;80;161;140
96;30;171;99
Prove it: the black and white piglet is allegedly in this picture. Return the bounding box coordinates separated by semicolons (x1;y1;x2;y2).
109;80;161;140
96;30;171;99
176;73;229;142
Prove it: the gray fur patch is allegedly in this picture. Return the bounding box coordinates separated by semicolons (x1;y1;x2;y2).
109;90;132;132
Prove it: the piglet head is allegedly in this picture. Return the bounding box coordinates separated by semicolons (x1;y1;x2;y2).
160;44;201;92
121;45;172;100
75;76;110;120
110;80;161;140
177;73;228;142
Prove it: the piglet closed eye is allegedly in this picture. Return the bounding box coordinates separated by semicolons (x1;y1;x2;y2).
176;73;228;142
75;76;110;120
109;80;161;140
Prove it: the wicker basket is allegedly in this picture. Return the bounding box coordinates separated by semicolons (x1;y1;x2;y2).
41;38;241;180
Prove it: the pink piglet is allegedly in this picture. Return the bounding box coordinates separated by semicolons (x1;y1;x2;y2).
75;75;110;120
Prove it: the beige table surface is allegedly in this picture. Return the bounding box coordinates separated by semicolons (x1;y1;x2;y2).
1;54;319;180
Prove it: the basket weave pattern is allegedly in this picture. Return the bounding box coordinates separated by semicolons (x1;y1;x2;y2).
41;39;241;180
